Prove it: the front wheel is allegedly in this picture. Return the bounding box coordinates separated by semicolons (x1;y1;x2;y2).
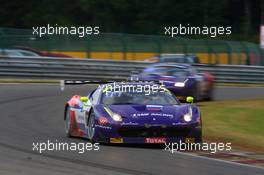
87;110;96;142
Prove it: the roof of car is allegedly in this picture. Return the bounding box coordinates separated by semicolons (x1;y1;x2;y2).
159;54;196;58
149;63;192;69
102;81;161;87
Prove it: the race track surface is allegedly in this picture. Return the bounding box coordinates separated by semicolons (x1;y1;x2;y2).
0;84;263;175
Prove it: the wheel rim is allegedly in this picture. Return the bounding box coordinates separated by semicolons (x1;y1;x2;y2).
65;109;71;134
88;112;95;139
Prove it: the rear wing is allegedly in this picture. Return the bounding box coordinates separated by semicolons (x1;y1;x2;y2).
60;80;163;91
60;80;111;91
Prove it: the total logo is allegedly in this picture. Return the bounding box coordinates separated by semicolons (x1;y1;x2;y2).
145;138;166;144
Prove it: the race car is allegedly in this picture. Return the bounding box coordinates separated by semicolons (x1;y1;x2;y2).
145;54;200;64
136;63;214;101
64;81;202;144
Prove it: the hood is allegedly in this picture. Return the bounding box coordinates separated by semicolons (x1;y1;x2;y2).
159;75;188;82
105;104;194;123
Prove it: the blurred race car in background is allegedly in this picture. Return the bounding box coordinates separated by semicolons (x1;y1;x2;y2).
0;49;34;57
14;46;72;57
64;81;202;144
0;47;71;57
145;54;200;64
136;63;214;101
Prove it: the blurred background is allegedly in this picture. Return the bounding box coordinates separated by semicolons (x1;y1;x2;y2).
0;0;264;65
0;1;263;172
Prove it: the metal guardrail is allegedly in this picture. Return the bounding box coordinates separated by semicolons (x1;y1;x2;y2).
0;56;263;84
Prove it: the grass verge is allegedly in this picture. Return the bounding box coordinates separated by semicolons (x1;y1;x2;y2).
215;83;264;87
199;99;264;152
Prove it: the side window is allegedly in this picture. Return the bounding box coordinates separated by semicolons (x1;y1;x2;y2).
190;68;198;75
90;89;100;104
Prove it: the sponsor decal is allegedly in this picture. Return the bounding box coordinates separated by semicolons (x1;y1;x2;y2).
144;124;167;128
176;96;185;100
132;113;173;118
185;137;195;143
98;117;108;125
95;124;112;129
121;122;138;126
76;113;85;124
146;105;162;111
110;138;123;143
145;138;166;144
132;113;149;118
151;113;173;117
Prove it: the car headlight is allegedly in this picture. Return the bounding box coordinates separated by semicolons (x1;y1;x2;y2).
104;107;122;122
112;113;122;121
183;107;193;122
174;82;185;87
183;113;192;122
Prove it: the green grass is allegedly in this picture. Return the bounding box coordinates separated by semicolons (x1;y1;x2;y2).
199;99;264;152
215;83;264;87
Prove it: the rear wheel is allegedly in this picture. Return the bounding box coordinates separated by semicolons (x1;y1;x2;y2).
65;107;72;137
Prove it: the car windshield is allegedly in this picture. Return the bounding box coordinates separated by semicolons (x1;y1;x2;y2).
101;89;179;105
161;56;198;64
151;67;190;76
162;57;188;63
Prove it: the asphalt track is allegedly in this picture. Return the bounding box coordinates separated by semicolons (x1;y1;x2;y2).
0;84;263;175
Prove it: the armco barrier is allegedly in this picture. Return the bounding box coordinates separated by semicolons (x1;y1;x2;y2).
0;56;263;84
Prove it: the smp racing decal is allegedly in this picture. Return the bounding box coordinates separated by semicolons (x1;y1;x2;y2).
132;113;173;118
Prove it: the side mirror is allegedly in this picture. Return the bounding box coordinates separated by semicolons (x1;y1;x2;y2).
186;96;194;103
80;96;89;103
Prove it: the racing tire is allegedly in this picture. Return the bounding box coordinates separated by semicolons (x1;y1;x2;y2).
65;107;72;138
87;109;96;143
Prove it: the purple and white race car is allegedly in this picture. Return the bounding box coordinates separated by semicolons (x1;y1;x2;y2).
136;63;215;101
64;82;202;144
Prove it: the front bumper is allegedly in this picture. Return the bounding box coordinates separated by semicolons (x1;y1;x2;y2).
94;124;202;144
96;136;202;144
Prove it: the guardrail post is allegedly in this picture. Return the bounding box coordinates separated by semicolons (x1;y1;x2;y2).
182;39;188;55
119;34;127;60
46;36;52;53
225;41;232;64
205;40;213;64
260;49;264;66
156;36;162;56
86;37;91;58
240;42;250;65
